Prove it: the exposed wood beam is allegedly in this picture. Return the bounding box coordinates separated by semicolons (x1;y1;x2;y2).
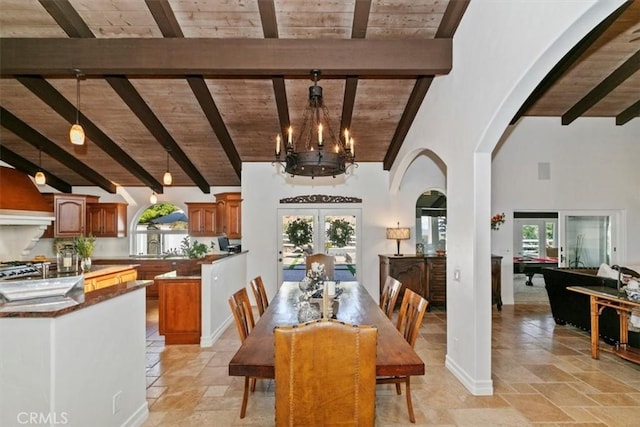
510;1;632;124
340;78;358;132
0;145;71;193
351;0;372;39
1;107;117;193
0;38;452;77
384;0;468;169
562;50;640;125
146;0;241;181
16;76;164;193
105;76;211;192
145;0;184;38
272;77;290;134
258;0;278;38
38;0;93;38
616;99;640;125
383;77;434;170
186;77;242;177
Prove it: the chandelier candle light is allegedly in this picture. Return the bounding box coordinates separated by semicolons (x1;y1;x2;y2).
274;70;356;178
386;222;411;256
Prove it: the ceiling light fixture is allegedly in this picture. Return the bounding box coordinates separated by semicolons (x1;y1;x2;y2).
163;150;173;186
149;192;158;204
274;69;356;178
69;70;85;145
34;148;46;186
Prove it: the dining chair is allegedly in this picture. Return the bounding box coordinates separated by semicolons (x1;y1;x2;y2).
274;319;377;426
380;275;402;319
305;253;335;279
228;287;257;418
249;275;269;316
376;288;428;423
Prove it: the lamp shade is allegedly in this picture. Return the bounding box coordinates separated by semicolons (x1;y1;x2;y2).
149;192;158;204
163;171;173;186
69;124;85;145
386;227;410;240
34;171;46;186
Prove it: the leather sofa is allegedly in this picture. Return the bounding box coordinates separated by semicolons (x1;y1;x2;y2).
542;267;640;348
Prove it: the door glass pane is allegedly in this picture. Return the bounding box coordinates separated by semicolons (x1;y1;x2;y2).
281;214;315;282
565;215;611;268
521;224;539;257
324;214;357;281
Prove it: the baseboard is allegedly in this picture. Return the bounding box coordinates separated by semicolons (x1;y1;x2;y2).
122;401;149;427
200;316;234;347
445;354;494;396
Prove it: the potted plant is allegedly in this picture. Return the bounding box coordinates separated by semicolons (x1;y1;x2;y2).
74;234;96;271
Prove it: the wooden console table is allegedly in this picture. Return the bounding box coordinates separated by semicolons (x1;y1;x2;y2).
567;286;640;364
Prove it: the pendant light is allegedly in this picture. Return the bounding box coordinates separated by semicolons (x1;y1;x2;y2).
69;71;85;145
34;148;46;186
163;150;172;186
149;192;158;204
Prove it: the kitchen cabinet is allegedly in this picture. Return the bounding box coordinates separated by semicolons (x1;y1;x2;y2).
83;265;138;292
214;192;242;238
379;254;503;310
42;194;99;238
157;273;201;345
186;203;218;236
87;203;127;238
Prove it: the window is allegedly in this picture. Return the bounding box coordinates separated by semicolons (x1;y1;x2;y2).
131;203;188;256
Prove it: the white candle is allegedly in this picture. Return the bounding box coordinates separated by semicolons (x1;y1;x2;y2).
288;127;292;145
276;134;281;156
350;137;354;156
344;129;349;147
318;124;323;146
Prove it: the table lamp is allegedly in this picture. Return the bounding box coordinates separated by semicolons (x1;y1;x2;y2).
386;222;410;256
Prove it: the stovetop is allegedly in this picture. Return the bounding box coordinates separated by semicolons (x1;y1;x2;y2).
0;262;45;280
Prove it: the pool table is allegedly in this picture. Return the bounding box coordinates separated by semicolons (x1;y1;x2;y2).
513;257;558;286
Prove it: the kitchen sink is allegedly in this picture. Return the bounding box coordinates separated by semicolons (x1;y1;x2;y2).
0;275;84;311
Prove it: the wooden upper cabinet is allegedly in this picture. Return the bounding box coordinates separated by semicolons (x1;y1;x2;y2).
42;194;99;238
87;203;127;238
215;192;242;238
186;203;218;236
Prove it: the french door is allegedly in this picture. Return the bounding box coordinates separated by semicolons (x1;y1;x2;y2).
277;208;361;285
557;210;620;268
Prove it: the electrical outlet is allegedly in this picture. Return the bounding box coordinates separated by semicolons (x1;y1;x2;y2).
112;391;122;414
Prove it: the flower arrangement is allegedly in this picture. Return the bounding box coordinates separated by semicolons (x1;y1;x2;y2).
307;262;326;283
286;218;313;248
491;213;506;230
74;234;96;259
326;218;354;248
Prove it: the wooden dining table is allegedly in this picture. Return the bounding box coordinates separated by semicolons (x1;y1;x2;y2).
228;281;425;379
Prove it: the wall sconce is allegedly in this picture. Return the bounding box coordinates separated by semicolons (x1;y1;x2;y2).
69;70;85;145
163;150;172;186
386;222;410;256
34;148;46;186
149;192;158;204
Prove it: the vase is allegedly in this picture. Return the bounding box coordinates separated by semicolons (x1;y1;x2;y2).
81;257;92;272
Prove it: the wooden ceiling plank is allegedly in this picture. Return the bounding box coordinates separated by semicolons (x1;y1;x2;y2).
562;50;640;125
0;145;71;193
105;75;210;192
16;75;164;193
616;99;640;125
186;77;242;177
384;0;469;169
510;0;633;125
0;106;117;193
145;0;184;38
38;0;93;38
383;76;434;170
0;38;452;77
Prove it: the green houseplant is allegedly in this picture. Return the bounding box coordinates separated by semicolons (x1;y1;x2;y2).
74;234;96;270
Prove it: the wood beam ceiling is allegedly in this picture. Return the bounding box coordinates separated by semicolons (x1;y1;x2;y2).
616;100;640;125
0;145;71;193
0;38;452;77
0;106;116;193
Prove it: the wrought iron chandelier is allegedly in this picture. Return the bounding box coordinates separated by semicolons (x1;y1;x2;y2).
274;70;356;178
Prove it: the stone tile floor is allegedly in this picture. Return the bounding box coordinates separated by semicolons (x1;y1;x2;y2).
142;297;640;426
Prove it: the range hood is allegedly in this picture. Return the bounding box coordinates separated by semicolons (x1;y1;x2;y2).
0;166;54;260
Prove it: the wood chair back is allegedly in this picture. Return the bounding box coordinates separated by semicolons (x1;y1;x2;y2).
380;276;402;319
396;289;429;348
249;276;269;316
274;319;377;426
305;253;335;279
228;287;255;343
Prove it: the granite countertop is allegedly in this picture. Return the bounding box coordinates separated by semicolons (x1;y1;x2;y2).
0;279;152;318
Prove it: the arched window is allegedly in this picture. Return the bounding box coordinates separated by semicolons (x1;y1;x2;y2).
131;203;189;256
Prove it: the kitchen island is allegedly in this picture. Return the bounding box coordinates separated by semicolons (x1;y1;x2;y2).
0;279;152;427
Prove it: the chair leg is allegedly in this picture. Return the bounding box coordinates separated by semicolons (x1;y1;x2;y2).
395;383;402;395
250;377;256;392
405;377;415;423
240;376;250;418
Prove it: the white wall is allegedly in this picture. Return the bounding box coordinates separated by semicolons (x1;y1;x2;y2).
492;117;640;304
